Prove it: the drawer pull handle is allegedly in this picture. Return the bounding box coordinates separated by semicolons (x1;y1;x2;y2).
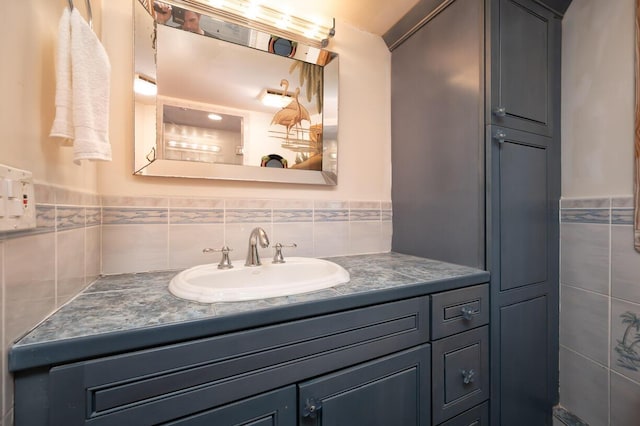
303;398;322;418
461;369;475;385
460;306;475;320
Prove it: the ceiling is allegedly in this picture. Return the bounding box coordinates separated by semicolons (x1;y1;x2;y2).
251;0;421;36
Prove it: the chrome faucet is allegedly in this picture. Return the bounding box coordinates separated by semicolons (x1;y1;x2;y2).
245;227;270;266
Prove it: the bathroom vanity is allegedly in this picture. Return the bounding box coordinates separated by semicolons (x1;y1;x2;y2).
10;253;490;425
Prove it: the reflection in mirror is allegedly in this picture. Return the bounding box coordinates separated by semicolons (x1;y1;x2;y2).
161;105;243;165
133;0;339;185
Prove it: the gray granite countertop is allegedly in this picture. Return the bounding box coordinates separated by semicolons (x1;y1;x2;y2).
10;252;489;372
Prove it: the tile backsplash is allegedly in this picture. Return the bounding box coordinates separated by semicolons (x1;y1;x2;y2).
559;197;640;425
101;195;392;274
0;184;393;423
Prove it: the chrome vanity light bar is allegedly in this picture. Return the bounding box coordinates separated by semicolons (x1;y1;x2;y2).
164;0;335;48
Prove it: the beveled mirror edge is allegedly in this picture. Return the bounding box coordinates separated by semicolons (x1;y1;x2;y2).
136;159;338;185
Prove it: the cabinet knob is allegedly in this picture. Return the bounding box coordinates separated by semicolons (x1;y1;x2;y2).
461;368;476;385
460;306;475;321
494;130;507;144
493;106;507;117
303;398;322;418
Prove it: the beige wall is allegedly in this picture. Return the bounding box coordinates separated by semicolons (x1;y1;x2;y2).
0;0;101;192
100;0;392;202
561;0;635;198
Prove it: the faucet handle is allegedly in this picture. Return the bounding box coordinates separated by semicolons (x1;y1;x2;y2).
272;243;297;264
203;246;234;269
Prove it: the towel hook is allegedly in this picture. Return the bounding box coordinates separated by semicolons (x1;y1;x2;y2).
67;0;93;30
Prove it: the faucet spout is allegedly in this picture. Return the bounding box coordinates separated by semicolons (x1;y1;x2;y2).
245;227;270;266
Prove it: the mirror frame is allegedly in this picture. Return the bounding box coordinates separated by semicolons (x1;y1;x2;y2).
133;0;339;185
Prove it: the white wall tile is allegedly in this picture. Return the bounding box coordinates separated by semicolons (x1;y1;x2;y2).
560;284;610;365
610;372;640;426
272;223;314;258
611;225;640;304
313;222;349;257
349;222;383;255
611;298;640;383
559;346;609;426
561;222;610;295
169;224;225;269
102;225;169;274
85;226;101;283
57;228;86;307
4;234;55;304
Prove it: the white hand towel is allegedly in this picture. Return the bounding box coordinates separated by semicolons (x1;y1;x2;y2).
70;8;112;164
49;7;74;145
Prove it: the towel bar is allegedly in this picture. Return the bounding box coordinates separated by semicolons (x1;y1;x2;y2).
67;0;93;29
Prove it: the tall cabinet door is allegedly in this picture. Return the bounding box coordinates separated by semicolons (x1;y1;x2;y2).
488;125;560;426
489;0;558;136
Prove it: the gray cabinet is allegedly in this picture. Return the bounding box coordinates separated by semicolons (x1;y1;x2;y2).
489;0;559;136
13;284;490;425
298;345;431;425
386;0;569;424
165;387;296;426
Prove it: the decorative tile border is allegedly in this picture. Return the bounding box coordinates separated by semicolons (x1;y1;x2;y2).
225;208;272;224
561;197;636;225
561;209;610;224
314;209;349;222
102;207;168;225
170;209;224;224
350;209;381;221
86;208;101;227
273;209;313;223
57;207;85;231
1;188;393;242
612;208;634;225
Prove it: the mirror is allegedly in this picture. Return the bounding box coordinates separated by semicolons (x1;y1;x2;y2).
133;0;339;185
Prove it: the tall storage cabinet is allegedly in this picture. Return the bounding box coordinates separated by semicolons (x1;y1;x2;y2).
385;0;572;424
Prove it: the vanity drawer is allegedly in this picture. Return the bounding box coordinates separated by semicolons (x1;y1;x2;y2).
431;284;489;339
48;296;429;425
439;402;489;426
432;326;489;425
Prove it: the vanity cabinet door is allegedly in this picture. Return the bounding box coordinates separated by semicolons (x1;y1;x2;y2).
298;345;431;426
164;386;296;426
489;0;559;136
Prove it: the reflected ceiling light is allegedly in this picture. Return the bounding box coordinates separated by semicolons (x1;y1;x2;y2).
167;140;222;153
259;88;293;108
207;113;223;121
173;0;335;47
133;74;157;96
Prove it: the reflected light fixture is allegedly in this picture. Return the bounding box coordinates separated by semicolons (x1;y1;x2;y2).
259;88;293;108
173;0;335;47
133;74;157;96
207;113;223;121
168;140;222;152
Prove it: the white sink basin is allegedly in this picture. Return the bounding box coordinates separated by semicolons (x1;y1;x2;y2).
169;257;350;303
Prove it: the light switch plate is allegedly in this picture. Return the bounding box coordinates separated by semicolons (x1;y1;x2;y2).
0;164;36;232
